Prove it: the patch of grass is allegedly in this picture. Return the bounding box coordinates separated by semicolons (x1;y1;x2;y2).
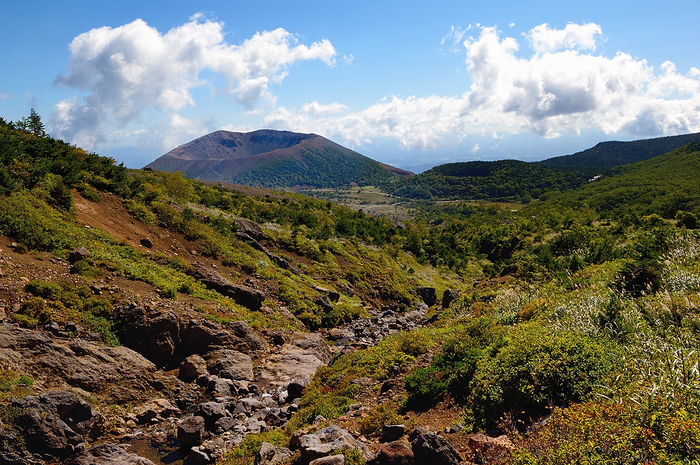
0;370;34;402
357;401;406;437
219;429;292;465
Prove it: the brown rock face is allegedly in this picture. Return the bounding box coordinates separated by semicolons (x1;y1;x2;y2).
369;438;414;465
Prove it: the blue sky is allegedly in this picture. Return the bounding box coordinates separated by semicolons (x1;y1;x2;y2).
2;0;699;171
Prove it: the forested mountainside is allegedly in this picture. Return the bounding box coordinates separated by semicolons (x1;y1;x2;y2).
147;129;412;189
383;132;700;202
2;114;700;465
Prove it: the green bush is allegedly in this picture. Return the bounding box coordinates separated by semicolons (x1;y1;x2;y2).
465;325;619;431
14;297;51;328
676;210;698;229
123;199;156;226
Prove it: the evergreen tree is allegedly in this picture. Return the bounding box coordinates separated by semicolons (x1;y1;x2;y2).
17;108;47;137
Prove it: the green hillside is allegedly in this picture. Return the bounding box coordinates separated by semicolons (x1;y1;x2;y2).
384;159;588;201
540;131;700;168
384;132;700;203
219;145;398;188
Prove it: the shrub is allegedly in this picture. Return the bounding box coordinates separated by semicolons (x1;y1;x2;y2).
465;325;620;431
14;296;51;328
123;199;156;226
676;210;698;229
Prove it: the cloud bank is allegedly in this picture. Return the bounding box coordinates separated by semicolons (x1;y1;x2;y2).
50;20;700;157
268;23;700;150
51;16;336;150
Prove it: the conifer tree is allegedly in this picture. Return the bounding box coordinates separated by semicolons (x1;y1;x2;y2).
17;108;47;137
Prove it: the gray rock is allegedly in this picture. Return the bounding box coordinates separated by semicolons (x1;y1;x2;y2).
213;416;237;434
254;442;294;465
59;443;155;464
298;425;371;462
179;354;208;381
234;397;265;415
14;407;84;460
133;399;179;424
68;246;90;264
186;446;210;464
178;416;205;448
416;287;437;307
409;429;461;465
313;295;334;313
113;306;180;367
442;289;461;309
234;218;264;241
190;263;265;310
382;424;405;442
287;377;310;400
206;376;237;397
195;402;230;431
246;419;268;433
12;390;104;460
207;349;254;381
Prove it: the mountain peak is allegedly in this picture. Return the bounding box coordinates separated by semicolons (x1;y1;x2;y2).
146;129;412;188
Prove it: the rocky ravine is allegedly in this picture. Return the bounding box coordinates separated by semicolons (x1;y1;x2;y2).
0;231;492;465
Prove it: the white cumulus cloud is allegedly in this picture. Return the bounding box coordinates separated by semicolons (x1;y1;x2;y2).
526;22;603;53
267;23;700;151
51;17;336;150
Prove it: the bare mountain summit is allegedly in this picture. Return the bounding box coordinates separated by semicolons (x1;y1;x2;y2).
146;129;412;188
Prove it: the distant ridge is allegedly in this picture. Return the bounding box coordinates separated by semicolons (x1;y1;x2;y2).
146;129;413;188
384;132;700;202
539;132;700;168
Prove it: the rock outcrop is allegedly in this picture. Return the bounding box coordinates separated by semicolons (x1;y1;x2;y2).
190;263;265;310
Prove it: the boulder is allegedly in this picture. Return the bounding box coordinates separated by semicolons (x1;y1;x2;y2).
313;295;333;313
133;399;179;424
113;306;180;367
206;376;239;397
297;425;371;462
190;263;265;310
441;289;461;309
382;424;405;442
187;446;211;464
286;377;310;401
416;287;437;307
178;416;206;448
181;319;267;356
368;438;414;465
179;354;208;381
409;429;461;465
13;390;102;460
234;218;264;241
140;238;154;248
207;349;254;381
255;442;295;465
195;402;230;431
258;345;326;388
68;246;90;264
0;325;155;402
14;407;84;460
15;390;102;438
59;443;155;465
